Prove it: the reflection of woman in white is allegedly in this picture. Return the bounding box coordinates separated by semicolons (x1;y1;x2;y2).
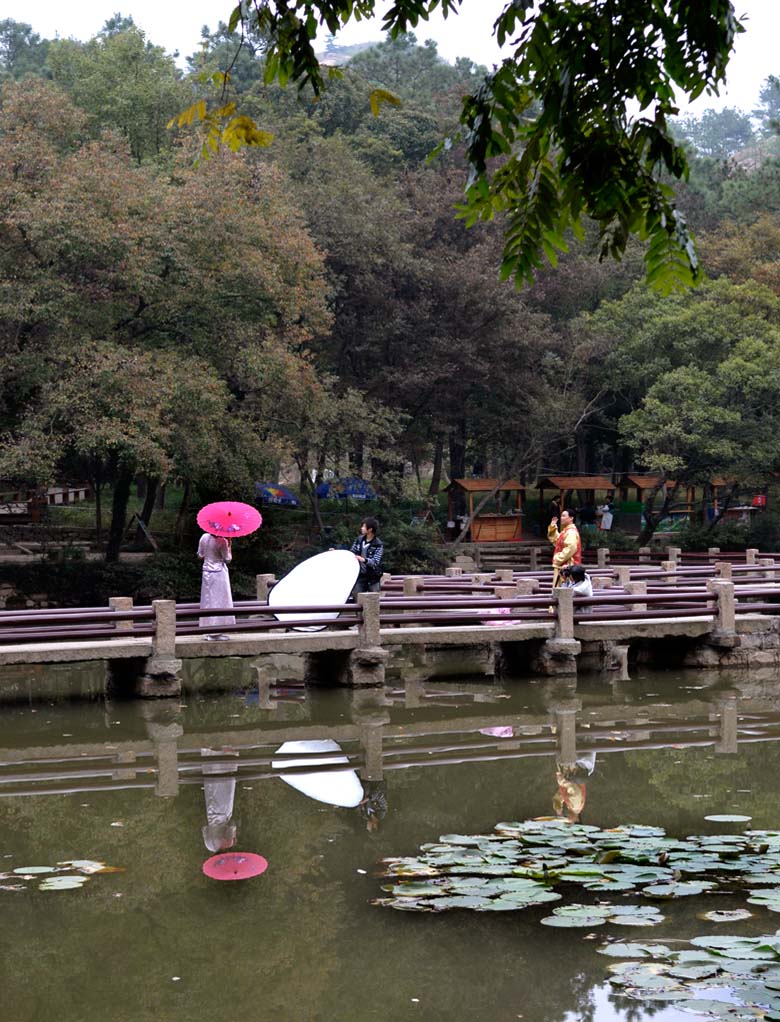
201;747;238;851
198;533;236;637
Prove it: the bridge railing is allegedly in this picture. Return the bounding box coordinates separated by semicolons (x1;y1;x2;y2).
1;571;780;648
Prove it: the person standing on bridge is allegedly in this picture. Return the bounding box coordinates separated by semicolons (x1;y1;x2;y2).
350;516;384;595
547;509;582;587
198;532;236;638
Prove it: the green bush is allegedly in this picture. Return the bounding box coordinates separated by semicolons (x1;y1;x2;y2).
674;520;750;552
747;510;780;552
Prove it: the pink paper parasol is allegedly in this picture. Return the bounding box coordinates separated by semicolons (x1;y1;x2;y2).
202;852;268;881
197;501;262;538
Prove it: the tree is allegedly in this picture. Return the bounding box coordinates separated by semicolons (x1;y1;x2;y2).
0;78;334;559
0;19;49;81
585;278;780;540
673;107;754;159
754;75;780;137
697;213;780;292
47;25;188;162
194;0;743;292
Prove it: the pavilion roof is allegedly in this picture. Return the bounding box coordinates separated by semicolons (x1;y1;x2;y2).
449;478;525;492
618;474;667;489
537;475;614;490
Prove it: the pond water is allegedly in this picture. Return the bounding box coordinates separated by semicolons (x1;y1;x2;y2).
2;662;780;1022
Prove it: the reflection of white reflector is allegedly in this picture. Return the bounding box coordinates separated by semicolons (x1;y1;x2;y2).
268;550;360;631
272;739;364;807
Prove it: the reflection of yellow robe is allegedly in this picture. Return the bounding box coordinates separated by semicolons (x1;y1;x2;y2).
547;522;581;586
553;772;586;822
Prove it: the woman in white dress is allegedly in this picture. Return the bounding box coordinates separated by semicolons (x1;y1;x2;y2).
197;532;236;636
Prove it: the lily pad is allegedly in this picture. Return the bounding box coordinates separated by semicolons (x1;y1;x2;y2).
598;942;673;958
643;881;716;898
705;816;753;824
700;910;753;923
38;876;88;891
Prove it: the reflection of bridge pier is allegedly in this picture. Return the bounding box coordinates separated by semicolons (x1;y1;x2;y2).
141;699;182;797
714;689;739;755
351;688;390;782
6;680;780;803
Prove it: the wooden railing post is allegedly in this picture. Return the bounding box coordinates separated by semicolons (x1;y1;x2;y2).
616;565;632;588
667;546;681;564
445;566;463;577
661;561;677;584
715;561;732;580
638;547;651;563
596;547;609;568
745;548;758;565
529;547;539;572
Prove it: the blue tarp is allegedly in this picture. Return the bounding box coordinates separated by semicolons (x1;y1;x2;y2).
315;477;377;501
255;483;300;507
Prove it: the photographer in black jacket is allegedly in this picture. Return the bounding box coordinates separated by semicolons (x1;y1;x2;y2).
350;516;384;594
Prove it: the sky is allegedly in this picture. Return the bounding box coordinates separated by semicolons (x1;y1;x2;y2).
3;0;779;116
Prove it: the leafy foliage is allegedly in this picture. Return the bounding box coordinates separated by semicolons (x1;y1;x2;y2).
209;0;744;292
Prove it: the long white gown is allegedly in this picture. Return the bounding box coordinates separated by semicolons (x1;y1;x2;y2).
198;532;236;629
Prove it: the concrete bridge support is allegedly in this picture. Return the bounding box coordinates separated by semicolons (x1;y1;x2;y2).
139;600;182;698
531;588;580;676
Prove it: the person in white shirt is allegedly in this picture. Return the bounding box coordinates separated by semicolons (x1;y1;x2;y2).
561;563;593;599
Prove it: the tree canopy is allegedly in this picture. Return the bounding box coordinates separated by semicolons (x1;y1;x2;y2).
197;0;744;293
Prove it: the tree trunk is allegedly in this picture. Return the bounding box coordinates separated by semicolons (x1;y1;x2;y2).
428;438;444;497
448;421;467;519
136;477;158;545
350;436;364;476
174;478;191;542
90;457;104;542
637;482;679;545
707;483;739;531
105;468;134;563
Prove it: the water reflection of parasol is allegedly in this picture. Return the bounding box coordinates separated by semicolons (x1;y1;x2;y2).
197;501;262;538
202;852;268;881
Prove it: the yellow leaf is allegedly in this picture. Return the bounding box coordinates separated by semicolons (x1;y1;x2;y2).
369;88;401;116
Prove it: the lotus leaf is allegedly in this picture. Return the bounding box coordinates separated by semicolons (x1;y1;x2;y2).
597;942;673;958
747;890;780;913
643;881;716;898
385;882;444;897
701;910;753;923
38;876;88;891
705;816;753;824
541;913;609;928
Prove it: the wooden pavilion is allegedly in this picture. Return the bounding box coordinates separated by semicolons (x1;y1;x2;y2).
446;478;524;542
537;475;615;514
617;474;701;516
